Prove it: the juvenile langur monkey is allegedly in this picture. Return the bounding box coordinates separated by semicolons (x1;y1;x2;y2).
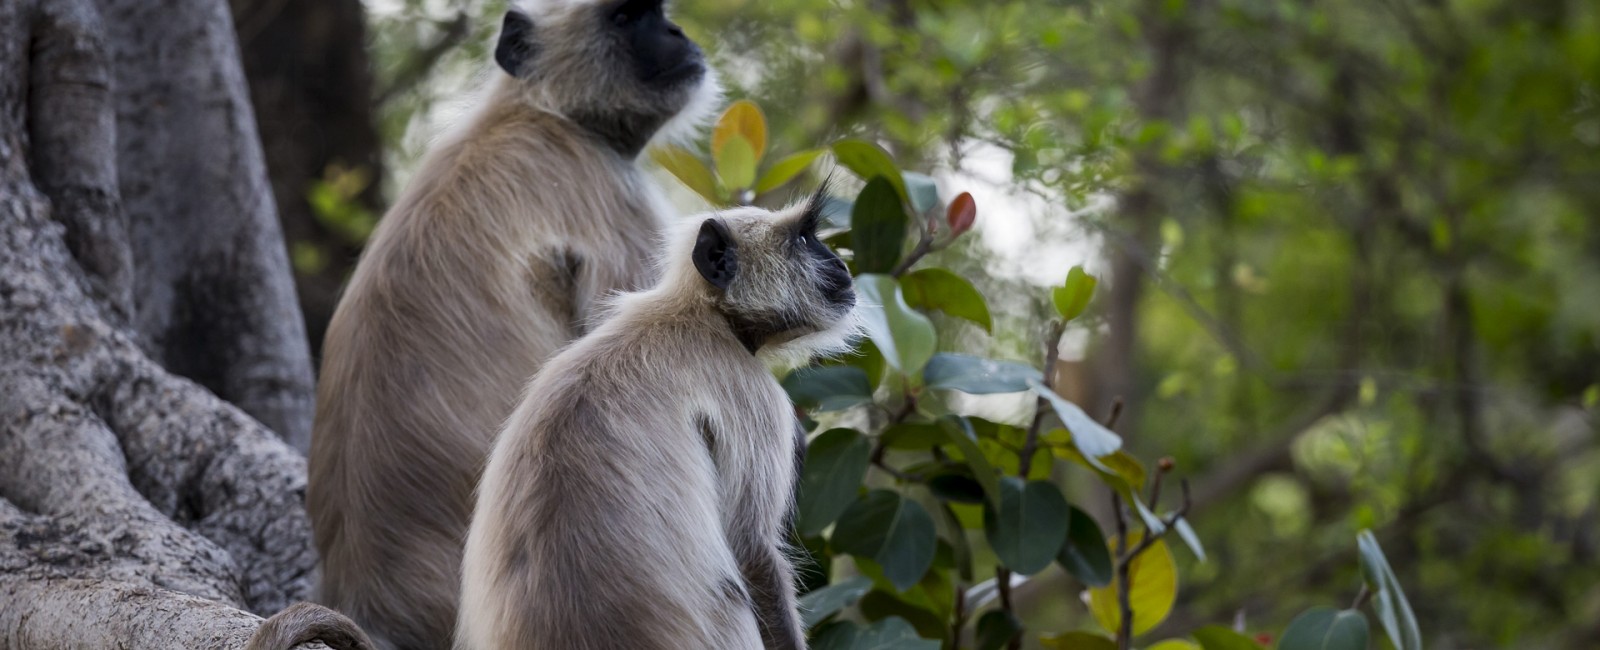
307;0;720;647
457;191;858;650
246;603;375;650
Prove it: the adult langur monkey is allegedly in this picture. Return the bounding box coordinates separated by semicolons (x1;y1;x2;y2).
306;0;721;647
457;190;858;650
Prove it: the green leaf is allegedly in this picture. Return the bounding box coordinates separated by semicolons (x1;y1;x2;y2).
756;148;825;195
859;590;948;642
1028;379;1123;469
938;416;1001;507
832;139;908;201
715;134;758;191
857;275;937;376
923;353;1039;394
799;576;873;628
899;268;993;332
1052;265;1098;322
1088;534;1177;637
880;423;945;450
852;178;909;275
975;610;1021;650
1057;506;1113;587
1173;517;1206;562
983;478;1072;575
1040;631;1117;650
813;616;940;650
832;490;938;591
1277;607;1370;650
649;145;720;204
798;429;872;536
903;171;941;215
784;366;873;412
1147;642;1201;650
1356;531;1421;650
1048;436;1148;501
1192;625;1265;650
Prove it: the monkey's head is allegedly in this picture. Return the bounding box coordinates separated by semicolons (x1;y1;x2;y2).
677;187;859;362
494;0;721;156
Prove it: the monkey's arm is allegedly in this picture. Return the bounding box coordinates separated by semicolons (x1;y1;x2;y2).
741;543;807;650
739;419;810;650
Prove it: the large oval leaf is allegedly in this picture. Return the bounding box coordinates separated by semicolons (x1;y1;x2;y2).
783;365;873;412
857;275;936;376
922;353;1039;393
712;99;767;162
832;139;907;200
1028;378;1122;470
756;148;825;195
716;134;757;191
899;268;993;332
851;178;909;274
649;145;720;204
799;576;873;628
832;490;938;591
1088;534;1177;637
983;478;1071;575
1356;531;1420;650
1057;506;1113;587
1277;607;1370;650
797;428;872;535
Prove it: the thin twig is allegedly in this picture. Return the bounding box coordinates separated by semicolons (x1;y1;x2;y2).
1016;321;1067;476
889;233;934;277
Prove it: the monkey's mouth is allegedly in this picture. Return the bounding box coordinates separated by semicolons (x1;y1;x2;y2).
650;57;705;87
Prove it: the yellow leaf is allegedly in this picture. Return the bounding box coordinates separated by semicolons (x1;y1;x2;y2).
1088;534;1177;638
1145;641;1201;650
712;100;767;162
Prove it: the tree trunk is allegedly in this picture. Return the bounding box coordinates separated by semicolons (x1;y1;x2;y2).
1;0;325;646
106;0;317;453
230;0;385;361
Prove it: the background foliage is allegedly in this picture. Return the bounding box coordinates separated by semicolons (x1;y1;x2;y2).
261;0;1600;647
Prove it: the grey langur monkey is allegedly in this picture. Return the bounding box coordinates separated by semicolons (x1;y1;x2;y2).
457;189;858;650
306;0;720;647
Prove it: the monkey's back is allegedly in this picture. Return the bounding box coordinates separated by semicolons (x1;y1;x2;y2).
308;100;667;650
458;304;794;650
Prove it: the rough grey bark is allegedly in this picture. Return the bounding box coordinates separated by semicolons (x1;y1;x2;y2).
105;0;317;453
1;0;329;646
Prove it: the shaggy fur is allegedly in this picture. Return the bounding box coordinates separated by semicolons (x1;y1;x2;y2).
307;2;720;648
246;603;375;650
457;196;857;650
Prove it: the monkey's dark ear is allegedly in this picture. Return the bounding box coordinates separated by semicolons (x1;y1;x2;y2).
692;218;738;290
495;11;538;77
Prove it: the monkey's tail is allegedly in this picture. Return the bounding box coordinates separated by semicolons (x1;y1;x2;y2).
245;601;376;650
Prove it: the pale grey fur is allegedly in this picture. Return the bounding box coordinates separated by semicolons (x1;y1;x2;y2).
457;201;856;650
307;2;720;648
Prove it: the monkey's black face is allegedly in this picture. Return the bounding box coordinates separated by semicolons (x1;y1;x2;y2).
605;0;705;87
794;205;856;314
